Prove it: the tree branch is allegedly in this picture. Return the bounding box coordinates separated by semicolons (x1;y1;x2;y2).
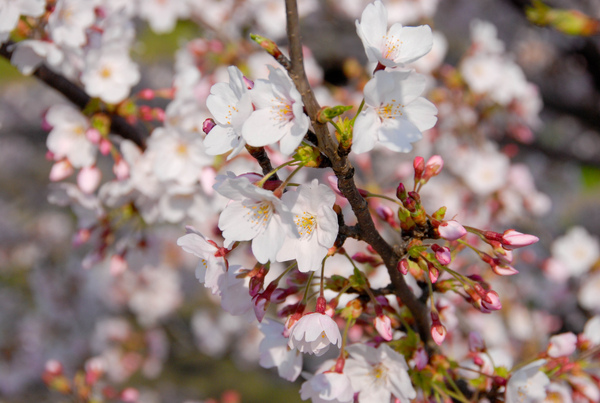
0;41;147;149
284;0;432;346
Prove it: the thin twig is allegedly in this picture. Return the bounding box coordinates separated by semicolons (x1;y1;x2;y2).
0;41;147;148
283;0;432;347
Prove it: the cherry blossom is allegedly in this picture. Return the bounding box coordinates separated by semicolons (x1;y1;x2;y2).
551;226;599;277
0;0;45;43
277;179;338;272
288;312;342;356
45;104;96;168
355;0;433;68
205;66;253;159
242;66;310;155
177;228;227;295
81;47;140;104
352;70;437;154
258;319;303;382
299;372;353;403
345;343;416;403
547;332;577;358
214;172;296;263
505;360;549;403
47;0;96;48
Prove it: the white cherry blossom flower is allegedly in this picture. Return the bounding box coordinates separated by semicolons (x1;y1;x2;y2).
177;227;227;295
242;66;310;155
258;319;302;382
81;47;140;104
137;0;189;34
214;172;296;263
355;0;433;68
551;226;599;277
579;271;600;312
10;40;64;75
352;70;437;154
300;371;353;403
48;0;96;48
45;104;96;168
505;359;549;403
277;179;338;272
345;343;416;403
0;0;45;43
288;312;341;356
205;66;253;159
219;266;254;319
147;127;212;187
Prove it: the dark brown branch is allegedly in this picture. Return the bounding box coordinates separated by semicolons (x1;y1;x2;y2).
245;145;279;178
284;0;432;347
0;41;147;148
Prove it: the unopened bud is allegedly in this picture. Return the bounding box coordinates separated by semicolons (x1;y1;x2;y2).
203;118;216;134
138;88;155;100
317;105;353;123
438;220;467;241
501;229;539;250
396;182;407;201
423;155;444;181
431;244;452;265
413;156;425;182
374;314;393;341
397;259;409;275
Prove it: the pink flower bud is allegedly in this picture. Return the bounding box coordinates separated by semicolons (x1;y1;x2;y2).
501;229;539;250
396;182;407;201
203;118;216;134
120;388;140;402
85;128;102;144
431;244;452;265
547;332;577;358
397;259;409;275
374;314;393;341
99;138;112;155
109;254;128;276
49;160;74;181
77;165;102;194
45;360;63;376
481;290;502;312
138;88;155;100
113;157;130;180
431;323;447;345
423;155;444;180
152;107;165;122
438;220;467;241
428;264;439;283
413;156;425;181
491;262;519;276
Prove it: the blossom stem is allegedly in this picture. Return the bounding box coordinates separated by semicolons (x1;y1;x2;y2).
276;162;307;191
256;160;297;188
363;191;404;206
351;98;366;125
302;271;315;304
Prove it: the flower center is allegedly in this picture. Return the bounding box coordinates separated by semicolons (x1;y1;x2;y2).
244;200;273;230
271;97;294;123
294;211;316;239
376;100;404;120
382;34;403;61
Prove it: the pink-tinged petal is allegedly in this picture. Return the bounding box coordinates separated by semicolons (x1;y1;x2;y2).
252;215;286;263
374;315;393;341
77;165;102;194
352;109;380;154
49;160;74;181
502;229;539;250
491;264;519;276
431;323;447;345
438;220;467;241
387;24;433;65
481;290;502;311
547;332;577;358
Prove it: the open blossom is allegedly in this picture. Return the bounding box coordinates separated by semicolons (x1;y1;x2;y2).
300;372;353;403
547;332;577;358
147;126;212;187
277;179;338;272
258;319;302;382
288;312;342;356
355;0;433;68
505;359;549;403
214;172;296;263
47;0;96;48
176;227;227;295
205;65;253;159
242;66;310;155
345;343;416;403
0;0;45;43
352;70;437;154
10;40;64;75
81;47;140;104
138;0;189;34
551;226;599;277
46;104;96;168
